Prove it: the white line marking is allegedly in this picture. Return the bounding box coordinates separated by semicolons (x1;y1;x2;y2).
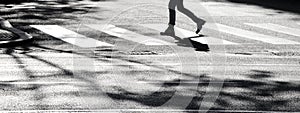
240;64;300;66
190;37;238;45
202;3;265;16
94;63;181;66
137;81;233;84
85;24;174;45
30;25;114;48
142;24;238;45
0;81;82;85
245;23;300;37
204;23;300;44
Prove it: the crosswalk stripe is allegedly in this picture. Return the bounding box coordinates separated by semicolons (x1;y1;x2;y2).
203;3;264;17
176;26;238;45
30;25;114;48
142;24;238;45
245;23;300;37
0;81;83;85
85;24;175;45
204;23;300;45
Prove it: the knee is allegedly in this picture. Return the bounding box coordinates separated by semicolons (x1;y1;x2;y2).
177;6;186;12
168;1;176;10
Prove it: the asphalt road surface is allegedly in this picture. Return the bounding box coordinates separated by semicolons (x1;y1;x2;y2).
0;0;300;112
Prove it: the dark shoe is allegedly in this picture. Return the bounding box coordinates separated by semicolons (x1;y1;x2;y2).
196;20;206;34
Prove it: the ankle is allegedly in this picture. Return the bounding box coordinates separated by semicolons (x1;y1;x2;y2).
168;24;175;27
197;20;206;26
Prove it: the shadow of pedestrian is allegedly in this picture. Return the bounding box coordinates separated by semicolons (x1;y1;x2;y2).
161;31;210;52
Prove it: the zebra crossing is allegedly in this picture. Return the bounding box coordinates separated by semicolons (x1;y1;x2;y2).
85;24;175;45
141;24;238;45
204;23;300;45
245;23;300;37
30;25;114;48
30;22;300;48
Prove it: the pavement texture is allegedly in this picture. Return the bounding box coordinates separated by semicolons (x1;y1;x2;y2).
0;29;18;41
0;0;300;112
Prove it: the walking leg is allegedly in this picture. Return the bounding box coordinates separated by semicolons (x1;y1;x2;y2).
177;0;205;34
161;0;177;36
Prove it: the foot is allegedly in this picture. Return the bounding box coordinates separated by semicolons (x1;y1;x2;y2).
160;24;175;36
196;20;206;34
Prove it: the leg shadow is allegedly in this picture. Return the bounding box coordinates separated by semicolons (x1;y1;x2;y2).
162;32;209;52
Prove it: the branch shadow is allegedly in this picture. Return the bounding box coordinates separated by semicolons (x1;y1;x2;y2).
1;39;299;111
103;68;300;112
0;0;106;26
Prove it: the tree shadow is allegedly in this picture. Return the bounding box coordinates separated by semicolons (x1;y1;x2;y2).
1;0;108;5
104;68;300;112
0;0;111;49
1;38;299;111
1;40;207;109
0;0;105;26
0;44;112;109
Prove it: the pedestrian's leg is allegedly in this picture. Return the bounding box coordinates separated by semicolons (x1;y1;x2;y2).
168;0;177;26
161;0;177;36
177;0;205;34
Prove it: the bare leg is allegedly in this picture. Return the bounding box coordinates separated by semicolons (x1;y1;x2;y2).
177;0;205;34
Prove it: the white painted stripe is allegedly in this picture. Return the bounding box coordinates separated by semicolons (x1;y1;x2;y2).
0;63;180;67
202;3;265;17
245;23;300;37
142;24;238;45
0;81;83;85
204;23;300;44
30;25;114;48
176;26;238;45
221;53;300;58
85;24;174;45
95;63;181;66
137;81;233;84
5;5;35;9
240;64;300;66
190;37;238;45
207;8;262;17
0;65;166;72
